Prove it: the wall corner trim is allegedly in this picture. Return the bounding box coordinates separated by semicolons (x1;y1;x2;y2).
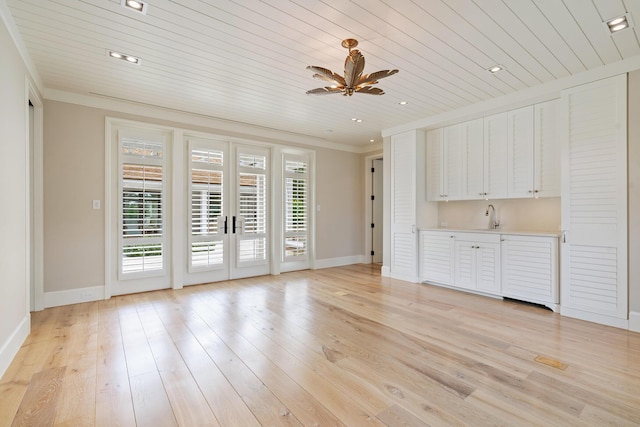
0;315;30;379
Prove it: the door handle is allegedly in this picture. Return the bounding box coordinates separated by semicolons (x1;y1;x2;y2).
224;216;228;234
232;216;237;234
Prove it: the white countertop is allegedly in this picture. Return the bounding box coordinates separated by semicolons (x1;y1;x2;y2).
419;227;561;237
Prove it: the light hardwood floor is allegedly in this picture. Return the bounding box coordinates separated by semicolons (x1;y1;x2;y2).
2;264;639;426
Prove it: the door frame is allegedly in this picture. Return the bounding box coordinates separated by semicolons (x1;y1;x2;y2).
25;80;44;312
364;151;383;265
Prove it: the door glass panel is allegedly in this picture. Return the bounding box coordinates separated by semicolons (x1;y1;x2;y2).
189;145;225;270
237;151;268;264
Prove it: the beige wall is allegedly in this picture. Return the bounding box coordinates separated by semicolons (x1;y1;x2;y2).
42;100;365;293
628;71;640;316
435;197;561;231
43;102;105;292
0;15;30;374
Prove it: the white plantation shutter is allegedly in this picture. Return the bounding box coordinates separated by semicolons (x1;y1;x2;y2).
120;137;165;276
283;156;309;259
237;150;268;264
189;143;225;270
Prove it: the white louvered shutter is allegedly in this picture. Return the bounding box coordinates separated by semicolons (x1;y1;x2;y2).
561;75;628;324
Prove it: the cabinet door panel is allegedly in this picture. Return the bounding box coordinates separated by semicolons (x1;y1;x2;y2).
462;119;484;199
502;236;557;304
426;129;443;202
475;242;501;294
534;100;560;197
507;106;534;198
444;124;463;200
419;231;454;284
454;240;475;289
484;113;509;199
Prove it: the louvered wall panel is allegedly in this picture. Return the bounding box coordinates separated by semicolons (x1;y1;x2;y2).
561;75;627;324
568;246;618;312
393;233;415;271
390;131;418;280
392;139;415;225
568;86;619;226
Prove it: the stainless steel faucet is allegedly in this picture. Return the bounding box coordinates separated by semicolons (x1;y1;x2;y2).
485;204;500;229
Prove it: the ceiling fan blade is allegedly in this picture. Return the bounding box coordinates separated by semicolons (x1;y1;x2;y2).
357;69;399;86
355;86;385;95
306;87;344;95
307;66;346;86
344;50;365;88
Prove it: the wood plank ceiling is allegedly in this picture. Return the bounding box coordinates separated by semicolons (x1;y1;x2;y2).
6;0;640;148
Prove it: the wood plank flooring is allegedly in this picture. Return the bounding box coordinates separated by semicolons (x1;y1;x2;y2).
2;264;640;426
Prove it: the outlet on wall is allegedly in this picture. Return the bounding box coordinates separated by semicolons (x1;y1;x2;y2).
80;291;93;300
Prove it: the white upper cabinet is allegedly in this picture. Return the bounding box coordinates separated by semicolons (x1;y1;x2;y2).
426;101;560;202
443;124;463;201
483;113;509;199
462;118;485;200
427;124;463;201
507;106;535;198
426;128;444;202
534;99;560;197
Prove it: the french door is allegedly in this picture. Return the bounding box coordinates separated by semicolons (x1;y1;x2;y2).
186;138;270;284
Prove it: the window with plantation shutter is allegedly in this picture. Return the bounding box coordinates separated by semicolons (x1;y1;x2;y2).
120;138;165;276
189;144;225;270
237;152;268;263
283;155;309;259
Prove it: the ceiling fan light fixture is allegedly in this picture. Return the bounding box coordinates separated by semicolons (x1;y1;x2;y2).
306;38;399;97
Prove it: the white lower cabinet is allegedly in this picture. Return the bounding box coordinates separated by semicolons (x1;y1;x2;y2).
501;235;558;310
453;233;501;295
419;230;455;284
419;230;559;308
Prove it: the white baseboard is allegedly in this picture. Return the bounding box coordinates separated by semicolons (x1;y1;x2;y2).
560;307;629;330
0;315;30;379
313;255;367;270
44;285;105;308
381;265;390;277
629;311;640;333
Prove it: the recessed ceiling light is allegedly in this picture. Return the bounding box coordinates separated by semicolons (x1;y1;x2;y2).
122;0;148;14
108;50;141;64
370;139;375;143
399;101;408;105
605;14;633;33
488;65;504;74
